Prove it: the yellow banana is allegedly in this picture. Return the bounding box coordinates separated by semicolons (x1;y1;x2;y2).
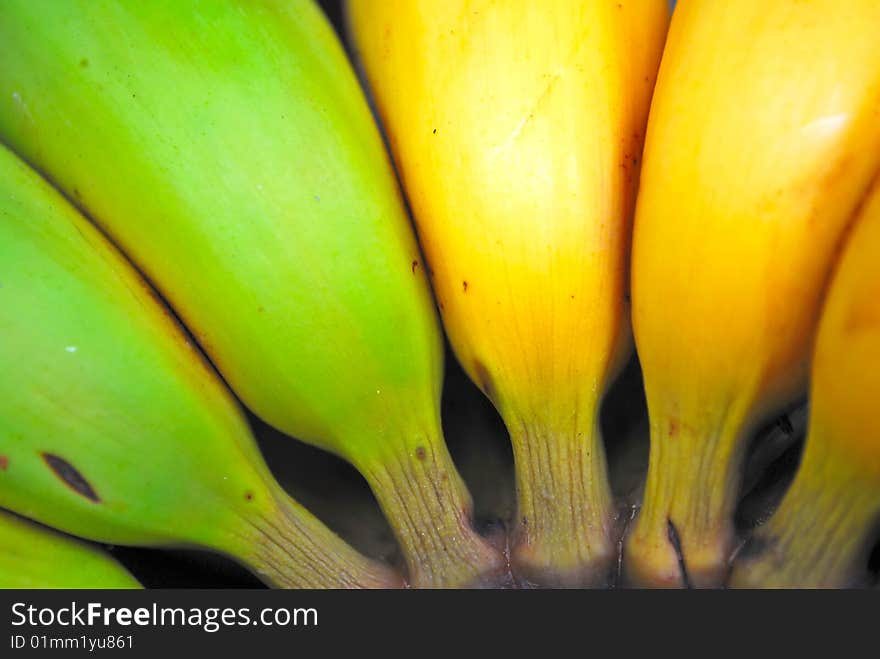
626;0;880;587
730;176;880;588
0;509;140;589
347;0;669;585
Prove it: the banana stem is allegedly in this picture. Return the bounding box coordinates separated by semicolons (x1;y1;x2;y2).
729;444;880;588
508;418;616;587
625;419;742;588
356;440;506;588
233;487;404;589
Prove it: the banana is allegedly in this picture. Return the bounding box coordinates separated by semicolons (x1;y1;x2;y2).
626;0;880;587
0;509;141;589
0;1;502;587
0;142;400;590
347;0;669;585
730;176;880;589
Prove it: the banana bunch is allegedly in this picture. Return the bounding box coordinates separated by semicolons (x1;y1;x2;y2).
0;510;140;589
1;0;879;590
0;142;398;589
347;0;669;587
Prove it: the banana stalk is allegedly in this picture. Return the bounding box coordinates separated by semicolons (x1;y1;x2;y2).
730;176;880;588
347;0;669;585
0;143;400;589
0;0;502;587
626;0;880;587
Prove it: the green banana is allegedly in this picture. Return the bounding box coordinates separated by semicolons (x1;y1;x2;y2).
0;142;400;589
0;509;141;589
0;0;501;588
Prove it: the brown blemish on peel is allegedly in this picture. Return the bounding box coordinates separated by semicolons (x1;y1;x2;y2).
462;280;468;292
411;260;419;273
244;491;254;502
472;360;496;402
41;453;100;503
668;420;679;437
415;447;426;461
0;456;7;470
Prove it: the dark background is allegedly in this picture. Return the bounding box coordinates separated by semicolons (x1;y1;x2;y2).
104;0;872;588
